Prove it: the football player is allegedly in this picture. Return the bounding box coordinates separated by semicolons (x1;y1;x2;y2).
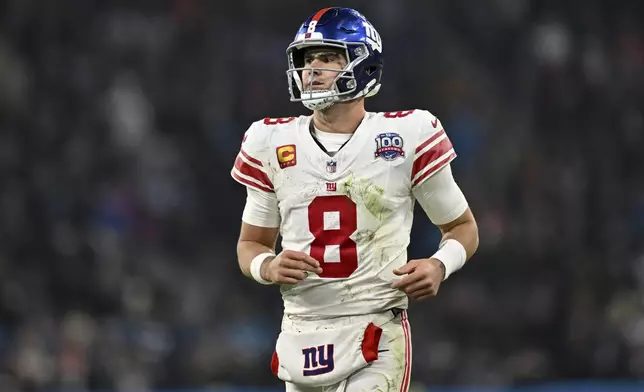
232;7;479;392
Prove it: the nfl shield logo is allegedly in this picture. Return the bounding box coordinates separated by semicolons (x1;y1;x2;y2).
326;161;337;173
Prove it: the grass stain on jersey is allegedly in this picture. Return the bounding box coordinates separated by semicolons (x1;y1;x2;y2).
340;280;357;303
355;229;375;244
341;177;392;220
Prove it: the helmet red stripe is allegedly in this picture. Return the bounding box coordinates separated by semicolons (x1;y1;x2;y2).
310;7;333;24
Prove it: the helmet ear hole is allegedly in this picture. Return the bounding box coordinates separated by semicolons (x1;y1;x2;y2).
365;66;378;76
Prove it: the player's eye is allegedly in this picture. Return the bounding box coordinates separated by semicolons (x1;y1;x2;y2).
304;52;339;66
322;54;338;63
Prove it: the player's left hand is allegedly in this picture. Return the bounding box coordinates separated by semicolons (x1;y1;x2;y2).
391;258;446;300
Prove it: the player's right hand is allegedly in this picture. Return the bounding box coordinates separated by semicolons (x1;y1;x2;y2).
261;250;323;285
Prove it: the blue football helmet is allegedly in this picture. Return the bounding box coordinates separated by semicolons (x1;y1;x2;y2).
286;7;384;110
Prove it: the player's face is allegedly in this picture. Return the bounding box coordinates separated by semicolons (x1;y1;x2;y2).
301;48;347;92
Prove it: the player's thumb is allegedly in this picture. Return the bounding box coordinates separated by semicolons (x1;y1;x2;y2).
393;263;414;275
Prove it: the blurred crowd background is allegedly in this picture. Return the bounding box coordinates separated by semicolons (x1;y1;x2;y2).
1;0;643;391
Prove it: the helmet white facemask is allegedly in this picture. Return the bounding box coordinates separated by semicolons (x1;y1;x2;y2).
290;63;381;110
292;68;345;110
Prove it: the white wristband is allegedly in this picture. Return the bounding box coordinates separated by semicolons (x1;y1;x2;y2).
431;239;467;281
250;252;275;285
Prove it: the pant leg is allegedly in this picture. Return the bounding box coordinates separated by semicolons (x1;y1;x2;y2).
344;310;412;392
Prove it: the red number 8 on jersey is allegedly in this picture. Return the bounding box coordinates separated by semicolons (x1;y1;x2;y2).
308;195;358;278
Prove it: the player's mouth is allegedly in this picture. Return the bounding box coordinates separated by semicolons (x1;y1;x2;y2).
305;81;328;90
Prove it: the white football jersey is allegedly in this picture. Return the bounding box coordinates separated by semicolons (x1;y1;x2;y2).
231;110;456;317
